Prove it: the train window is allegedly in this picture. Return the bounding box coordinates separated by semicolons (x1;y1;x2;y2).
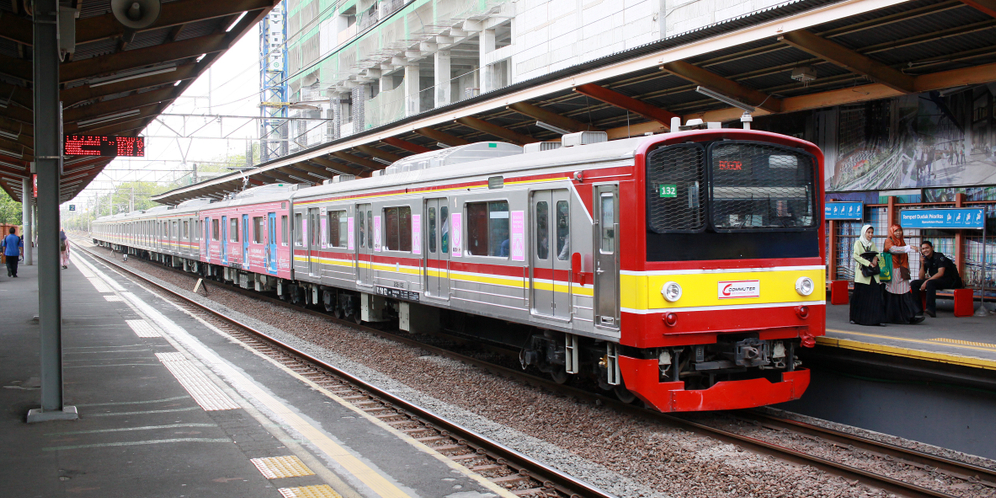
600;195;614;253
230;219;239;242
556;200;569;260
366;211;373;249
294;213;303;246
212;219;219;241
327;211;345;248
253;217;264;243
466;201;508;257
646;143;706;233
358;211;366;248
384;206;412;251
281;215;288;245
536;201;549;259
440;206;449;254
428;208;436;253
709;142;816;230
183;221;189;239
336;211;348;247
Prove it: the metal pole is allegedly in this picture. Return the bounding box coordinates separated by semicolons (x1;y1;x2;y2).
27;0;77;423
976;214;990;316
22;181;33;266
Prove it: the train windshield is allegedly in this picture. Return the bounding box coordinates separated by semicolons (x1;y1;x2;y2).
646;140;819;261
708;142;815;230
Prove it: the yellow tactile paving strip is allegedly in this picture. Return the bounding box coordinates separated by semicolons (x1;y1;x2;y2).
820;330;996;371
250;456;316;479
278;484;343;498
929;337;996;350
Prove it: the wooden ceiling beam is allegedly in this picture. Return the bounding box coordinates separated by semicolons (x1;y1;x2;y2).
661;61;783;113
293;162;336;178
60;33;230;83
332;151;382;171
961;0;996;18
506;102;600;133
308;156;364;176
62;63;200;106
454;117;538;145
75;0;276;45
381;137;432;154
414;127;469;147
778;30;915;93
573;83;679;127
356;145;404;163
64;88;176;124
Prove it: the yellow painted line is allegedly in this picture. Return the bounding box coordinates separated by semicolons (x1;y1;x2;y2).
819;330;996;370
278;485;343;498
224;343;520;498
251;455;315;479
928;337;996;350
622;268;825;310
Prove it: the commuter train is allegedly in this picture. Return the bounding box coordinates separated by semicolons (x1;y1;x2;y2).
92;128;826;412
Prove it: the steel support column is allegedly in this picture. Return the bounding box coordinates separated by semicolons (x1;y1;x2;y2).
22;180;33;266
27;0;77;423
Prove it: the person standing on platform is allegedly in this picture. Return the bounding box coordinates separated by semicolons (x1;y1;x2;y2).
883;224;924;324
3;227;24;278
59;229;70;269
911;240;963;317
850;225;886;326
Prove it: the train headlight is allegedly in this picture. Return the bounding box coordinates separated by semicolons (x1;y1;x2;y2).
795;276;814;296
661;281;682;302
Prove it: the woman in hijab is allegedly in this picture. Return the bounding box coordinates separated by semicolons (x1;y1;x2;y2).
883;224;924;324
850;224;886;326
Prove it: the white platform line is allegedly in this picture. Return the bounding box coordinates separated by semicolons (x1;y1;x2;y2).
154;352;240;411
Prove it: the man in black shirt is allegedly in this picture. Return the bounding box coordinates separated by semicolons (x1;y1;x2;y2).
910;240;963;317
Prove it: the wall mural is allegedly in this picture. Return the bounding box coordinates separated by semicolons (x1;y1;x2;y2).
825;84;996;193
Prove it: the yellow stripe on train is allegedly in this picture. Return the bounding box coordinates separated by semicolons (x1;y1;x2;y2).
621;267;825;310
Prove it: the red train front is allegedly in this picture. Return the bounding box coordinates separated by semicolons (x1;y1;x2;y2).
611;129;826;411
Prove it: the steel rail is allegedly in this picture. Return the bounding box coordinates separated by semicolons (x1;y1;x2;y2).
78;243;615;498
739;411;996;487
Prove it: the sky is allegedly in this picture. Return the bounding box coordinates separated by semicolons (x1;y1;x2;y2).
73;23;264;211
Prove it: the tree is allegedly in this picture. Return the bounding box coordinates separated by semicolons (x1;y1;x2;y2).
0;189;22;225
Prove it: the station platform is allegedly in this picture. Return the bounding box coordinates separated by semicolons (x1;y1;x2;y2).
821;292;996;372
0;248;514;498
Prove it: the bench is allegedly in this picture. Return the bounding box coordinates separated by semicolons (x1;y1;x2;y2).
830;281;977;317
924;288;975;317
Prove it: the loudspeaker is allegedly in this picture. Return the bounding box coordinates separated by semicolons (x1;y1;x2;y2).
110;0;161;30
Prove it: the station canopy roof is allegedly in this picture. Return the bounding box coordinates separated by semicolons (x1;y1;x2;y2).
2;0;995;206
0;0;279;203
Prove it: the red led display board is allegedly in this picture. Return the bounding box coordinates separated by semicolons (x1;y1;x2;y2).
64;135;145;157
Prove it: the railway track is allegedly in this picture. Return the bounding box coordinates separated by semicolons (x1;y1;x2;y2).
77;243;614;498
82;242;995;498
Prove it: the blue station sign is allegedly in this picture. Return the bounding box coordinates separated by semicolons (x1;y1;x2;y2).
900;208;985;229
825;202;863;220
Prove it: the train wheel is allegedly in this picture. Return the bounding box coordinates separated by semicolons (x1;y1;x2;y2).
333;306;344;319
353;309;363;325
614;385;637;404
550;369;569;384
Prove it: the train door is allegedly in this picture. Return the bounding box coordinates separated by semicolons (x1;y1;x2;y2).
221;215;229;265
242;214;250;269
530;189;571;320
593;185;620;331
355;203;373;286
308;207;321;277
423;198;450;300
266;212;277;273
